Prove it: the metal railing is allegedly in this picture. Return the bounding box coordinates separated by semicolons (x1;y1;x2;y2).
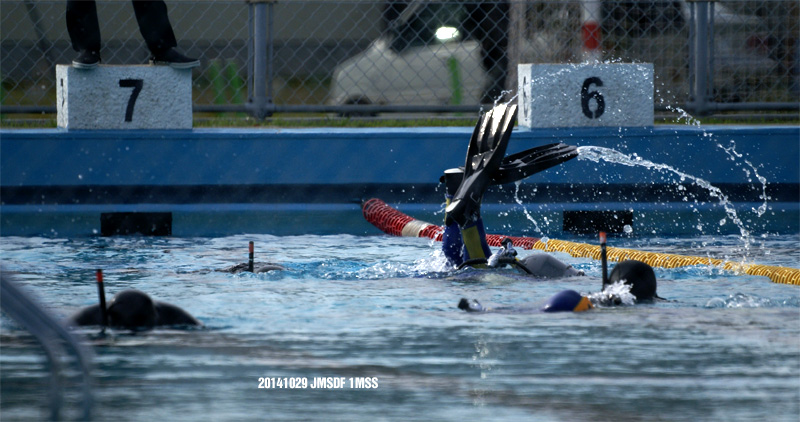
1;0;797;118
1;273;94;420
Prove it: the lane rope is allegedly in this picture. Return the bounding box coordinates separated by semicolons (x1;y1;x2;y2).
362;198;800;286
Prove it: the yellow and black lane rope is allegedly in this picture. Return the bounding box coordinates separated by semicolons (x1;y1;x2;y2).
531;238;800;286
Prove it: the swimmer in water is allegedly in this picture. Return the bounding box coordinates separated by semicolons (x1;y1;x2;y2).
458;289;593;313
219;241;286;273
458;258;662;313
69;289;202;329
221;262;286;274
596;259;660;304
440;103;581;278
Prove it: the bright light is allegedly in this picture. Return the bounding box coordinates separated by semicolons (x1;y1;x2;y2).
435;26;459;42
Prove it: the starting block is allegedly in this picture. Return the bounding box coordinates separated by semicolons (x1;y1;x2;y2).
56;65;192;130
517;63;654;128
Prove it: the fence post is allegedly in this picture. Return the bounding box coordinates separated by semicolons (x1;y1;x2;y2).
267;0;275;114
506;1;526;95
247;0;274;119
688;0;713;116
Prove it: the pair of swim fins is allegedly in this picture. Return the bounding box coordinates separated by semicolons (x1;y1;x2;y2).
445;103;578;226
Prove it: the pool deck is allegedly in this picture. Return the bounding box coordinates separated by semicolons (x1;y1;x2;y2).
1;125;798;236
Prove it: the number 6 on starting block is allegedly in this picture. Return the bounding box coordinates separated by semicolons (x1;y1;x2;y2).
56;65;192;130
517;63;654;128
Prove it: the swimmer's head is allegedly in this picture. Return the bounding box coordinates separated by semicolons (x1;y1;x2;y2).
605;260;657;302
441;168;465;198
541;290;593;312
458;298;486;313
107;289;158;328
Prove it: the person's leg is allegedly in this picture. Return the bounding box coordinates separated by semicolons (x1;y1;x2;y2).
132;0;177;54
133;1;199;68
442;214;491;267
442;220;464;266
67;0;101;52
442;169;466;266
443;105;516;267
66;1;101;67
442;167;489;266
460;217;492;261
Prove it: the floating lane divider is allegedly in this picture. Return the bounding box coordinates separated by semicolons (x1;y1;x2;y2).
361;198;800;286
361;198;540;249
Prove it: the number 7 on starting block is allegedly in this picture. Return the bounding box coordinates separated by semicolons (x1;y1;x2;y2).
56;65;192;130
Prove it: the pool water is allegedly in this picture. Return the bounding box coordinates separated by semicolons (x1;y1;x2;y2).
1;231;799;421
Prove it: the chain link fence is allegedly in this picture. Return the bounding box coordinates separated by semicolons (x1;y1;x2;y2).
1;0;797;118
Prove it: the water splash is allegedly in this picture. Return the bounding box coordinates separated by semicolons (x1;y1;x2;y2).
577;145;752;252
512;181;543;234
715;140;769;217
665;105;769;218
587;281;636;307
705;293;800;308
665;105;699;126
493;90;516;107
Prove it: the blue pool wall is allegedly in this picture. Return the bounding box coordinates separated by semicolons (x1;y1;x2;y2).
1;125;798;236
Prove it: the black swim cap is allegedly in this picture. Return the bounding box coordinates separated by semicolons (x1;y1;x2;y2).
606;260;657;301
458;298;485;313
108;289;158;328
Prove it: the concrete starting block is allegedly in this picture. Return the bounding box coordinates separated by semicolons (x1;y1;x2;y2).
517;63;654;128
56;65;192;130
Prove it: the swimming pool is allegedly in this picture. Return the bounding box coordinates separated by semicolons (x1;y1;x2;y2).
1;122;798;420
1;226;798;421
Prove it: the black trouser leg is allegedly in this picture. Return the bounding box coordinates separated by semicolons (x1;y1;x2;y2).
132;0;178;55
66;0;102;52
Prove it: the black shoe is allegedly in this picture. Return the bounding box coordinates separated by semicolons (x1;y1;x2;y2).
150;48;199;69
72;50;100;69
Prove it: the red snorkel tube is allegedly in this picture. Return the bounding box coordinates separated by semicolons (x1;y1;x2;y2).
96;269;108;327
599;232;608;289
248;241;255;273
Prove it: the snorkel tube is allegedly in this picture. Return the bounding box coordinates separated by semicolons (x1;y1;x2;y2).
96;269;108;328
600;231;608;288
248;241;254;273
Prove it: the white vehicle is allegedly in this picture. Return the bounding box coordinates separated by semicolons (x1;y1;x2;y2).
329;3;489;110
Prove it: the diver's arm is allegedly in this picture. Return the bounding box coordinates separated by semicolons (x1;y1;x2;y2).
67;304;104;326
155;302;203;326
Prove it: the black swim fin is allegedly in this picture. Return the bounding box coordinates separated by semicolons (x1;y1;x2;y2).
446;103;517;226
440;143;577;193
491;142;578;185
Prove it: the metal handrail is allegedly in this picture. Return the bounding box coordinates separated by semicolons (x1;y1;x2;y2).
0;272;94;421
